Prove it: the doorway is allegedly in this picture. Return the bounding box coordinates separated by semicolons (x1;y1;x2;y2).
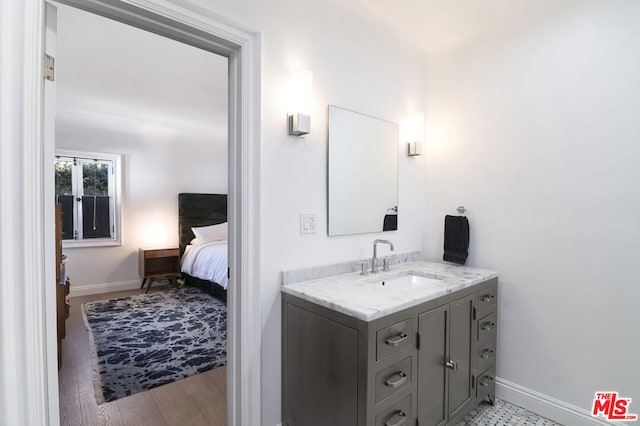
44;1;261;425
55;4;229;423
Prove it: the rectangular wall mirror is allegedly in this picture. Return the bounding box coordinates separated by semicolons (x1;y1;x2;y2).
328;105;399;236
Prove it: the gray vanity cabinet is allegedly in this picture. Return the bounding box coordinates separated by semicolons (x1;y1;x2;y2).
284;304;359;425
447;295;476;418
417;305;448;425
282;277;498;426
417;294;475;426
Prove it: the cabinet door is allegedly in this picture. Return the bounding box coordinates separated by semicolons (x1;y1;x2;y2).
417;305;448;426
448;294;475;419
284;304;358;426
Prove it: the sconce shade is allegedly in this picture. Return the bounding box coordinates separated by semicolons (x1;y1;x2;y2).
407;141;422;156
288;113;311;136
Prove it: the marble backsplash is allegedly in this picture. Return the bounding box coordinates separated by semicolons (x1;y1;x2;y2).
281;251;422;285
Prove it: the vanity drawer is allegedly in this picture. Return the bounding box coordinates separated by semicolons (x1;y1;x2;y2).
376;319;413;361
375;394;412;426
477;312;497;343
476;366;495;402
375;356;412;403
475;339;496;373
477;285;497;314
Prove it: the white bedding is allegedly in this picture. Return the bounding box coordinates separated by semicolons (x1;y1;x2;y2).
181;240;228;290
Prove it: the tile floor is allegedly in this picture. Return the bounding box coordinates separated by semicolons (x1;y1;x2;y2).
461;398;562;425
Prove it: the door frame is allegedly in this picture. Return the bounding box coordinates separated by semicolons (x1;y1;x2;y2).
0;0;261;424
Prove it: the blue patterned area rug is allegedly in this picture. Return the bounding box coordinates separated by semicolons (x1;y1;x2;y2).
82;286;226;403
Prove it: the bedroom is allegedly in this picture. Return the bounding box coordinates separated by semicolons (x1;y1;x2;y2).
53;4;230;424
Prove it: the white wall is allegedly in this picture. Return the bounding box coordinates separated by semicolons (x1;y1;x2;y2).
55;6;228;293
425;0;640;417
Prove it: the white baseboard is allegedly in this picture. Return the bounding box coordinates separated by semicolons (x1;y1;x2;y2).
496;377;614;426
68;279;142;297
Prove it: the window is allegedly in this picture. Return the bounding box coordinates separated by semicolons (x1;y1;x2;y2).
54;150;122;247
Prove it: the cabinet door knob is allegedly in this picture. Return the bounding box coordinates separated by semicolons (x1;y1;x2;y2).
385;332;408;347
385;372;408;388
384;410;408;426
445;360;459;372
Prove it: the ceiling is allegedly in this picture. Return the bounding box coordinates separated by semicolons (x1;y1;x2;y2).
56;4;228;139
351;0;584;54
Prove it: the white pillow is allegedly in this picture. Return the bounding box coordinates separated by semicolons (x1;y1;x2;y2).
191;222;227;243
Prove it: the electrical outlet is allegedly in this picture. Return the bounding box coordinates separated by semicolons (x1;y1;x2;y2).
300;213;317;234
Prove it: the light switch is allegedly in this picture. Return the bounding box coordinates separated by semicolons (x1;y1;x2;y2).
300;213;317;234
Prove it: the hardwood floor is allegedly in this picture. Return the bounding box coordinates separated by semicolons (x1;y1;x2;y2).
58;285;227;426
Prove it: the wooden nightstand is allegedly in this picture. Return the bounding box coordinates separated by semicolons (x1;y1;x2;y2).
139;248;180;293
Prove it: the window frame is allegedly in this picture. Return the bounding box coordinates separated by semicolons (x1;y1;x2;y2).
55;149;122;248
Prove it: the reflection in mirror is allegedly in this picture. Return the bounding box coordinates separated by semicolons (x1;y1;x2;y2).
328;106;399;236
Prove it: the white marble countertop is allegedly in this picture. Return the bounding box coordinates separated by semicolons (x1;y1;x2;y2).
281;260;498;322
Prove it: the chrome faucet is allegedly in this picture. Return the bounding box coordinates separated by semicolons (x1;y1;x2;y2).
372;239;394;273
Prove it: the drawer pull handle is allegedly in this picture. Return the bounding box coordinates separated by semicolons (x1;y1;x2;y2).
482;294;495;303
385;410;408;426
386;332;408;346
481;349;494;359
480;376;494;387
481;322;496;331
445;360;459;372
385;372;408;388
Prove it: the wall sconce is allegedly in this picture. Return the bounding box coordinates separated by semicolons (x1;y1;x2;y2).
407;141;422;156
404;110;424;156
287;70;313;137
288;113;311;136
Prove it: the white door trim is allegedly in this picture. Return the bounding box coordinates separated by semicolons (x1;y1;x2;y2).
0;1;51;425
0;0;262;425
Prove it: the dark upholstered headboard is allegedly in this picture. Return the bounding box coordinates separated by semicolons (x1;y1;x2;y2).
178;193;227;258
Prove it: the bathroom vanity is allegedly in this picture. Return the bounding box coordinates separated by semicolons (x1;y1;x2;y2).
281;260;498;426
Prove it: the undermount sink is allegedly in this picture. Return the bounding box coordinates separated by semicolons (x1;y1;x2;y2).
376;273;445;291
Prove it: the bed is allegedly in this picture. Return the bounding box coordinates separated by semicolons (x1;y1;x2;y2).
178;193;228;302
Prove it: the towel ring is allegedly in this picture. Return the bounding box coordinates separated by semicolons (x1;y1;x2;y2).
456;206;467;214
